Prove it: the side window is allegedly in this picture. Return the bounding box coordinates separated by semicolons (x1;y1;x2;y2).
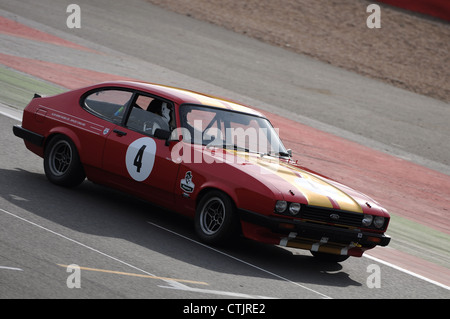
83;89;133;123
126;94;174;135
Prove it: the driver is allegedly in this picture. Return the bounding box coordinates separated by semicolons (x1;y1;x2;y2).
161;102;171;123
145;99;172;134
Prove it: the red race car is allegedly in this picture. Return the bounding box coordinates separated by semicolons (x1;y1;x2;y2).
13;81;390;262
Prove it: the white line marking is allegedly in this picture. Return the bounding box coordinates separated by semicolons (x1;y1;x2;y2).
0;266;23;271
147;221;332;299
0;109;22;122
0;207;274;298
364;254;450;291
0;103;23;121
148;222;450;293
0;208;171;284
158;280;274;299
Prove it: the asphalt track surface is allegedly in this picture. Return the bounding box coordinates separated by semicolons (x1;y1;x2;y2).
1;0;449;300
0;113;448;300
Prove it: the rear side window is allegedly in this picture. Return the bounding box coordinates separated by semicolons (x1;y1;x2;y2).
83;89;133;123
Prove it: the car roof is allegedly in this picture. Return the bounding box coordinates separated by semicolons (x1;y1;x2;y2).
95;81;265;117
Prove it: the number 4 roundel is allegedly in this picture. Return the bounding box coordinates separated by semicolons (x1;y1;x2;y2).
125;137;156;181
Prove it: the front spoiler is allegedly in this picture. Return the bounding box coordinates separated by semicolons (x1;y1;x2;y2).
239;209;391;256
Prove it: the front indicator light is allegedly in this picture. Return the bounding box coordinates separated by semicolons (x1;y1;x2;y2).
373;216;385;228
367;236;381;243
279;223;295;230
289;203;301;216
362;214;373;227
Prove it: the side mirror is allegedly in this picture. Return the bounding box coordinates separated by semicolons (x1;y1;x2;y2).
154;128;171;145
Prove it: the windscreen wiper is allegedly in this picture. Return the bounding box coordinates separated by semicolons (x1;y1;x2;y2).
222;144;251;153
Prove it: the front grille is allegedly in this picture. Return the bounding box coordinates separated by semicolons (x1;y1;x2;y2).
300;205;363;228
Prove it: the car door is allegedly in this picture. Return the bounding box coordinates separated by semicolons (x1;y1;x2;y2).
80;87;134;169
101;92;180;208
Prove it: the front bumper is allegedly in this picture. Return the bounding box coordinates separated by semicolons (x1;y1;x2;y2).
239;209;390;256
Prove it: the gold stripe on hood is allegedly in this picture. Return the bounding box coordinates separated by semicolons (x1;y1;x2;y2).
234;151;363;213
279;161;363;213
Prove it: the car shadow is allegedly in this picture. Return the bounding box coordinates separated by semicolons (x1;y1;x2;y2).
1;167;362;290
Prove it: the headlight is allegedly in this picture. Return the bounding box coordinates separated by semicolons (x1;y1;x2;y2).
289;203;301;215
275;200;287;213
373;216;385;228
362;214;373;227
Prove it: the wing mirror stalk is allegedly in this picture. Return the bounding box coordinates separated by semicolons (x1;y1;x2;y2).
154;129;172;146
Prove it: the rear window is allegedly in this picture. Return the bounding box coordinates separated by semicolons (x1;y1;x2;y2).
83;89;133;122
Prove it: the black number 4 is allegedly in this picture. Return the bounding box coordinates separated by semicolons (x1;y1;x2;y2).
133;145;146;173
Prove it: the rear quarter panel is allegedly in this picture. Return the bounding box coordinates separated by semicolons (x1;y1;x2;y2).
21;88;115;170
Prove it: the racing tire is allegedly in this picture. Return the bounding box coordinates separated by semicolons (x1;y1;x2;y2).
44;135;85;187
310;251;350;263
195;191;240;246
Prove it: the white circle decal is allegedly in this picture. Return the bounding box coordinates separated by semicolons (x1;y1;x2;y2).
125;137;156;181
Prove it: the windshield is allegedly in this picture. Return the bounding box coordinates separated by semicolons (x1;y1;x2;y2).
179;105;289;156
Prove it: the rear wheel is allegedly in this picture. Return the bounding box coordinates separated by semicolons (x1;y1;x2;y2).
195;191;240;245
44;135;85;187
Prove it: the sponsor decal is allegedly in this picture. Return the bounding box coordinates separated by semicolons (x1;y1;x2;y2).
180;171;195;193
43;106;106;135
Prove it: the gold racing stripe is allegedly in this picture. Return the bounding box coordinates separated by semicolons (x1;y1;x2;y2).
179;90;228;109
281;162;363;213
232;151;362;212
272;161;335;208
170;86;262;115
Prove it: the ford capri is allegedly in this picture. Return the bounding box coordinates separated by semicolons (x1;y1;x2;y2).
13;81;390;262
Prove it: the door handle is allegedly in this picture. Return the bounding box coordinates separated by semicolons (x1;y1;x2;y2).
113;129;127;136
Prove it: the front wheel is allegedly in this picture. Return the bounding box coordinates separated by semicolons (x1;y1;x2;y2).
44;135;85;187
195;191;240;245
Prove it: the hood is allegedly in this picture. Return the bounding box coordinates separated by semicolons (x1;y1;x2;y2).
219;150;380;214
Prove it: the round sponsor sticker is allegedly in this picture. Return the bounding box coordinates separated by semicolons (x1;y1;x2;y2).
125;137;156;181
